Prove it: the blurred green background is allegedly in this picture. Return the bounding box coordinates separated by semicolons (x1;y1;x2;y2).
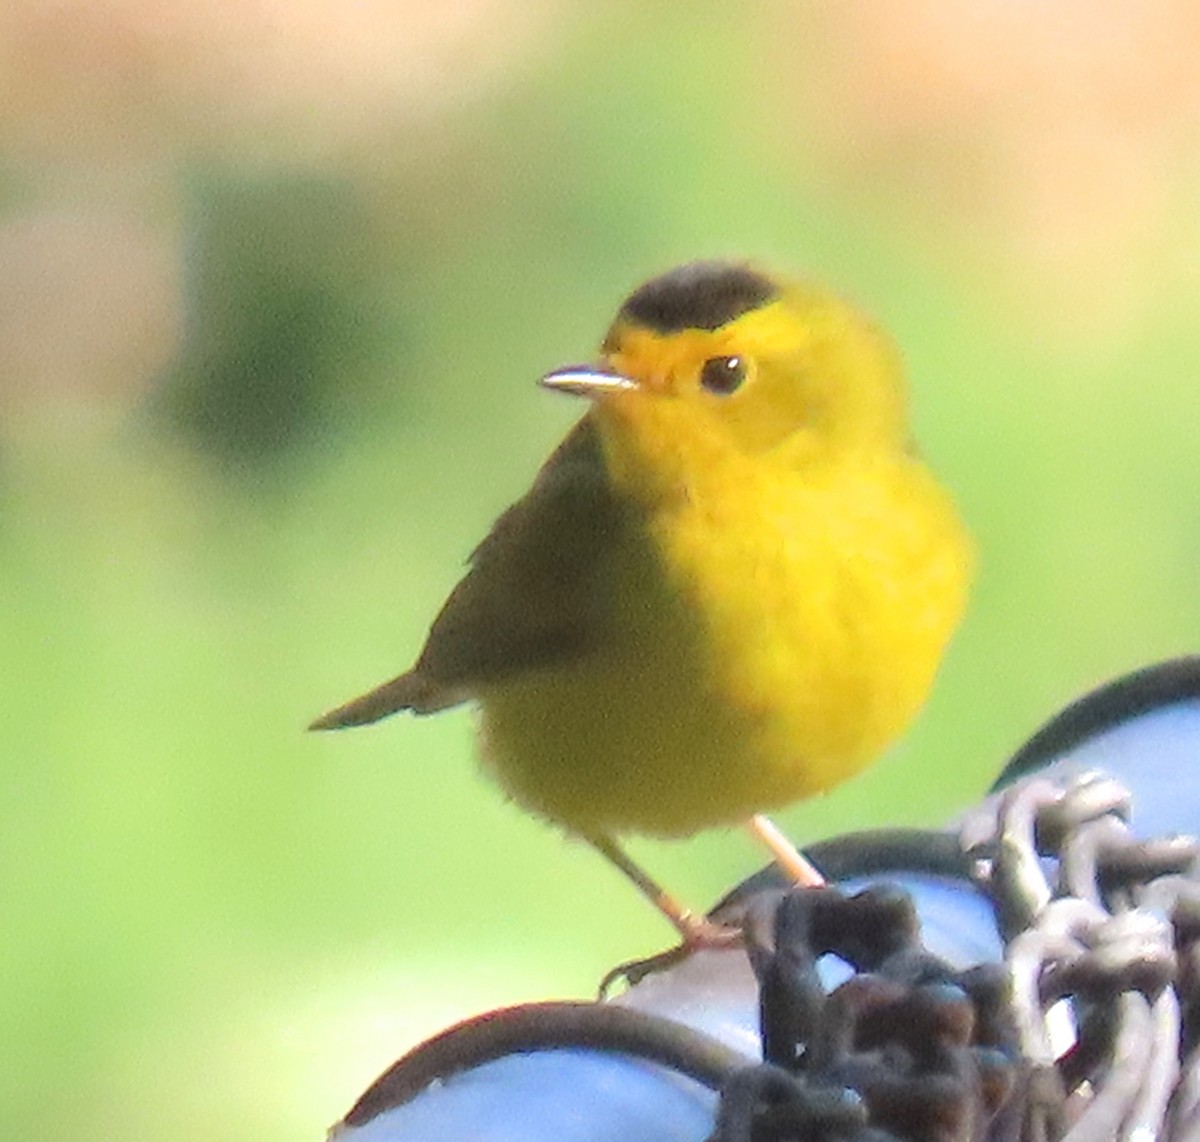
4;2;1200;1138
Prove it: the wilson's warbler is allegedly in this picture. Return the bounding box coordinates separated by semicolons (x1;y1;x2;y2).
312;260;973;941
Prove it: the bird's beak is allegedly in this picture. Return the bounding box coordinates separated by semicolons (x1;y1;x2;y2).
540;365;638;399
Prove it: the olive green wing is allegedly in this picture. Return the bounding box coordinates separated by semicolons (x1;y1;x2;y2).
310;417;627;728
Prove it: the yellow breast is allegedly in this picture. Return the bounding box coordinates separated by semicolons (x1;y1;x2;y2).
476;401;972;839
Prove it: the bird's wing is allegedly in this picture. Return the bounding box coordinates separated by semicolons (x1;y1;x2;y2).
311;417;627;728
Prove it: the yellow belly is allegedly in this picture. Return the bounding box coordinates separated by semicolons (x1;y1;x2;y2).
477;549;780;837
477;453;971;839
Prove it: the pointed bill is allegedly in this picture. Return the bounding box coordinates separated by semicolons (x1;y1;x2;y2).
540;365;638;399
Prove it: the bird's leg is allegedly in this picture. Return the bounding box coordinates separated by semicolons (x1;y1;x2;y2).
743;814;825;887
585;833;741;948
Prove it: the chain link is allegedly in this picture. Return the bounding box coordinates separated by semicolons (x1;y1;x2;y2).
963;769;1200;1141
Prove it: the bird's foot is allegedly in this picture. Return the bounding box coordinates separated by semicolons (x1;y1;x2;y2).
677;913;745;950
598;915;743;996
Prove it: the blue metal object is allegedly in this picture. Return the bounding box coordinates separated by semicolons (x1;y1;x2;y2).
992;656;1200;842
333;657;1200;1141
339;1045;719;1142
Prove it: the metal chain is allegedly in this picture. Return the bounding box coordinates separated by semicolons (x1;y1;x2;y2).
718;769;1200;1142
961;769;1200;1141
714;885;1020;1142
339;768;1200;1141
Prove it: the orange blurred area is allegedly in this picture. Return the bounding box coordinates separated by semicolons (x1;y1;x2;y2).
773;0;1200;340
0;0;560;159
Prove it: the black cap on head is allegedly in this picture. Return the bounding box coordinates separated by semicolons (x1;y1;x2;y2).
616;261;778;334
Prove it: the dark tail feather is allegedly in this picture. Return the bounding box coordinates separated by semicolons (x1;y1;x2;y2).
308;671;437;731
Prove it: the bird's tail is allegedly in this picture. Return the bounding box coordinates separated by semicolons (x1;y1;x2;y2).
308;671;458;730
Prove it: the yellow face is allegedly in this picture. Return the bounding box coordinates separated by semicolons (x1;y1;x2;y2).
600;275;909;456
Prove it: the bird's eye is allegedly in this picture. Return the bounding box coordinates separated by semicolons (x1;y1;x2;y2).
699;355;747;396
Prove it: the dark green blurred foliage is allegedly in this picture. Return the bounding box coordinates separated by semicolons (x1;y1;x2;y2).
158;176;404;471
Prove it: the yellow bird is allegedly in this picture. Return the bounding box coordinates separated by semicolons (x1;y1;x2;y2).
311;260;973;943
